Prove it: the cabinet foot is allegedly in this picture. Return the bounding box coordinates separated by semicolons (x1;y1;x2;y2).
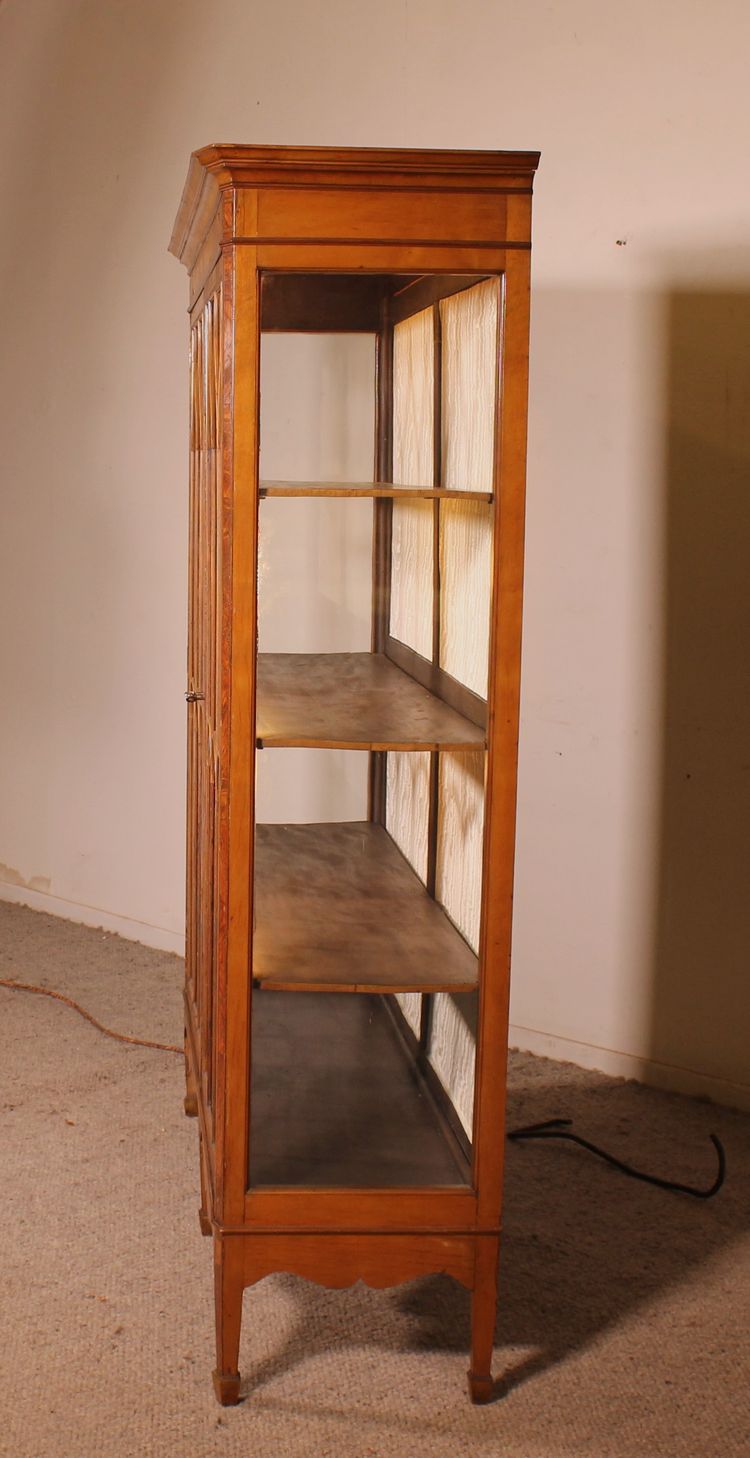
184;1090;198;1117
469;1235;500;1405
214;1236;244;1406
468;1370;494;1404
212;1369;242;1406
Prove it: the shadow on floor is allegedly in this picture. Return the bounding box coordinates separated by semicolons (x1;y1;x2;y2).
239;1050;750;1399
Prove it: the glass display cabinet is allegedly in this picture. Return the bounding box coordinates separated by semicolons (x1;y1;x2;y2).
169;143;539;1405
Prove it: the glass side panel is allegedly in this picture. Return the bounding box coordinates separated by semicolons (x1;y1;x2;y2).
248;989;469;1188
249;274;505;1192
257;331;374;822
258;331;374;658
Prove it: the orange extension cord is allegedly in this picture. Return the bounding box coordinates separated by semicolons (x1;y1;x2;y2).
0;977;182;1055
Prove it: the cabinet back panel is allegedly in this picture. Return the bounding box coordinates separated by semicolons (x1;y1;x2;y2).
386;748;431;1038
439;500;493;698
390;307;434;658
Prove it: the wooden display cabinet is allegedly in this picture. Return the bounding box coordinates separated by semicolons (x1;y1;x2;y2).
169;144;539;1405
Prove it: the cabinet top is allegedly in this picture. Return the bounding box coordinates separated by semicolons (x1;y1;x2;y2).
169;143;540;267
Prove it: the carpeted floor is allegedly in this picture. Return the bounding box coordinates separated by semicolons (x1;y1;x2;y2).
1;900;748;1458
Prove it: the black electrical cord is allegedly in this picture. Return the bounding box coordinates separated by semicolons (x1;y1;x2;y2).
507;1117;725;1199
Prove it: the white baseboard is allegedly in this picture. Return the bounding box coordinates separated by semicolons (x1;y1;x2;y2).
0;880;185;956
509;1022;750;1113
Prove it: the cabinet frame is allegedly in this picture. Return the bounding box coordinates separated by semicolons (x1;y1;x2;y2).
171;144;539;1406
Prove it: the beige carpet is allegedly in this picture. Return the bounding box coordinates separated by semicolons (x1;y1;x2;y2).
1;900;748;1458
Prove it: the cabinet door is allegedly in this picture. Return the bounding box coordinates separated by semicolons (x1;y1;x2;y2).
186;290;223;1130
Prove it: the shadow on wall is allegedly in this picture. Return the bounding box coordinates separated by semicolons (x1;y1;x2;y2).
651;291;750;1093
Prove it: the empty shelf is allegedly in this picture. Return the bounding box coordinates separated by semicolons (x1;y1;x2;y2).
253;822;479;993
257;652;486;751
261;479;493;501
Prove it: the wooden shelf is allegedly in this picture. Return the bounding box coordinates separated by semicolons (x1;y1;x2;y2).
261;479;493;502
249;990;470;1187
253;822;479;993
257;652;486;750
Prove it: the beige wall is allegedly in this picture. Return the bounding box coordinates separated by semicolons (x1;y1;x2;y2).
1;0;748;1105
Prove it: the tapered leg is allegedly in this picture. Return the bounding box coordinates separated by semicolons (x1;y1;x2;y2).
468;1236;500;1403
213;1236;244;1405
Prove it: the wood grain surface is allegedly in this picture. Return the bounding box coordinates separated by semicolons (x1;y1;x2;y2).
253;822;478;993
256;652;485;750
260;479;491;501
